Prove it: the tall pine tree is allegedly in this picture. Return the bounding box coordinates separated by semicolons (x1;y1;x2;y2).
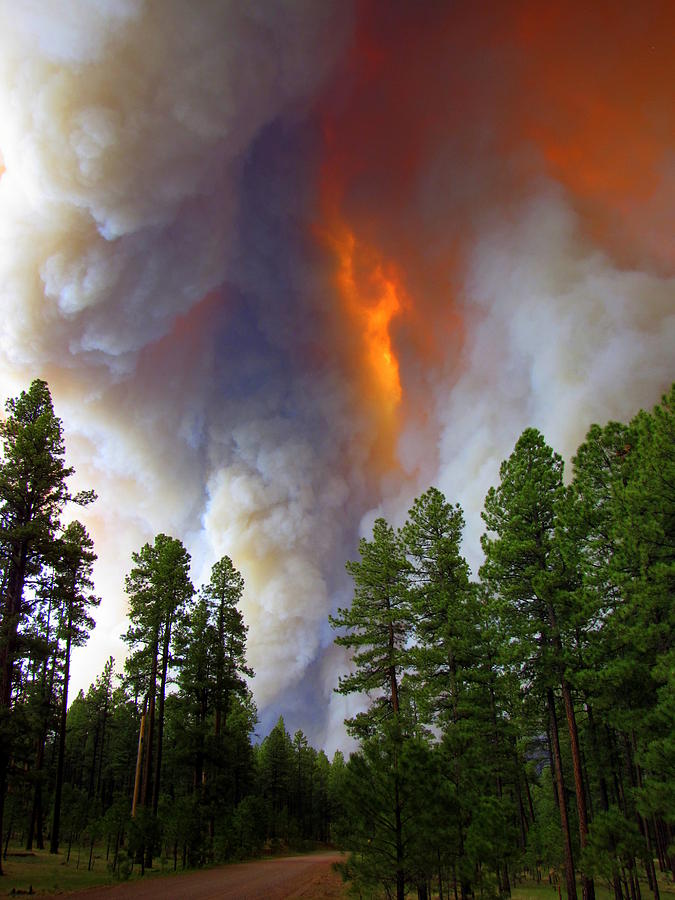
124;533;193;865
0;380;94;873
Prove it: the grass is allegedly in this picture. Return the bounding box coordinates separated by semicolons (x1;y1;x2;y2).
511;880;614;900
0;845;112;895
338;873;675;900
511;873;675;900
0;843;194;896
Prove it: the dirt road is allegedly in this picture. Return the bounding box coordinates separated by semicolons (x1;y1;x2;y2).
42;852;347;899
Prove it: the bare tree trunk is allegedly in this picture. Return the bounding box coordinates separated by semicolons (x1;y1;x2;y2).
632;739;659;900
96;686;109;800
0;544;28;875
131;709;146;818
547;688;577;900
395;769;404;900
141;631;159;809
50;606;73;854
561;676;594;900
152;614;173;817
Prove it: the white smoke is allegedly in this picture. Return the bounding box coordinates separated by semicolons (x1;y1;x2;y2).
0;0;348;370
0;0;353;710
397;187;675;576
202;417;352;706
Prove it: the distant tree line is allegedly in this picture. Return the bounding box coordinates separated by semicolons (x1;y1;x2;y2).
330;386;674;900
0;379;344;877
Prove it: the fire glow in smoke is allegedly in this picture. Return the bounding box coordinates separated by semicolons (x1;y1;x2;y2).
0;0;673;749
317;210;405;460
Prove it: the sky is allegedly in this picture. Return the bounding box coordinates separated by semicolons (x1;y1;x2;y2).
0;0;673;752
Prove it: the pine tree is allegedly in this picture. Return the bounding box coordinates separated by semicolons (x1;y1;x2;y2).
480;428;593;900
605;390;674;888
566;396;674;897
402;488;509;897
330;518;412;739
199;556;252;741
172;555;253;846
257;717;294;843
50;520;99;854
24;569;61;850
401;487;475;728
124;534;193;865
331;517;415;900
0;380;94;873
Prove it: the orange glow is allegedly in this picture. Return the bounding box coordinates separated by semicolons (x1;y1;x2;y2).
313;0;673;484
312;1;467;473
326;221;403;415
506;0;675;271
316;0;674;281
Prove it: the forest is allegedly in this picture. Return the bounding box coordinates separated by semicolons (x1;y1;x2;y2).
0;378;673;900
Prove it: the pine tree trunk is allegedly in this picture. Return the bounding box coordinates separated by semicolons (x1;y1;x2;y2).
653;817;666;872
27;736;46;850
215;600;224;741
88;724;100;799
35;778;45;850
131;710;146;818
152;614;173;817
632;744;659;900
388;621;400;714
0;544;29;875
0;543;28;711
456;806;470;900
525;768;536;823
605;727;625;811
612;874;623;900
547;688;577;900
141;630;159;809
515;763;529;847
654;817;674;880
0;767;7;877
50;608;73;854
622;733;658;898
139;641;158;869
561;675;594;900
96;693;109;800
667;822;675;881
143;615;173;870
27;593;56;851
395;770;404;900
586;706;610;811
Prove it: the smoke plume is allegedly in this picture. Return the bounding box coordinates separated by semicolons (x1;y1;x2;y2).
0;0;672;750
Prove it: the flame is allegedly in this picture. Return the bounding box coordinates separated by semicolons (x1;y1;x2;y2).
328;222;403;414
313;174;408;472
